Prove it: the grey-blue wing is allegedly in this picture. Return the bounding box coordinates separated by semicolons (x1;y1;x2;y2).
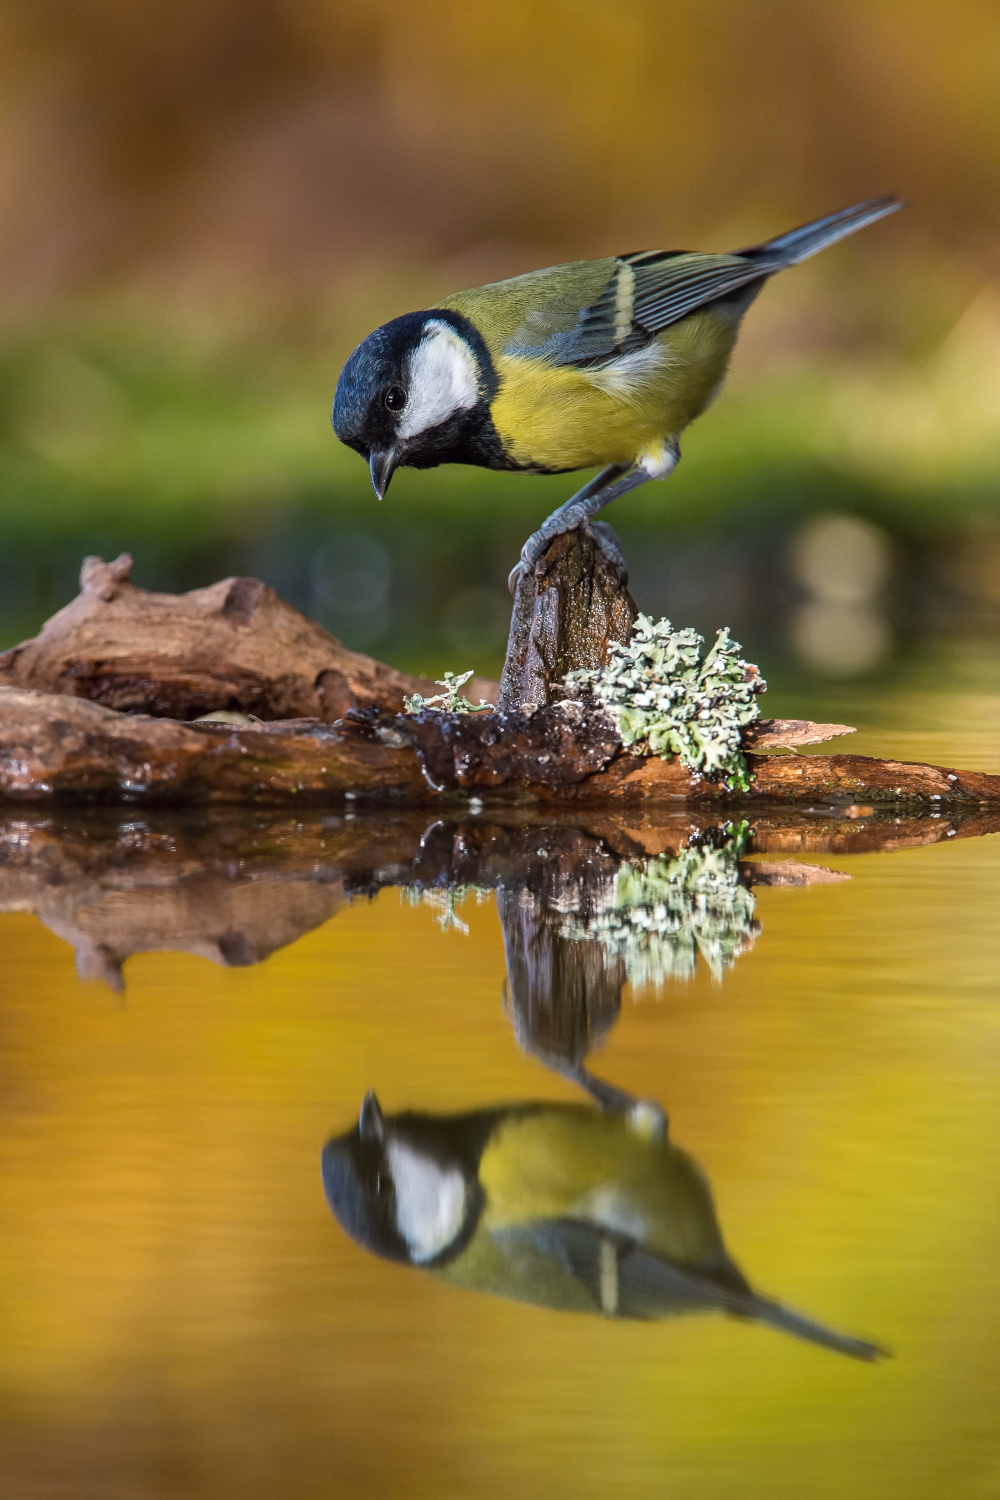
554;251;775;369
548;196;903;370
491;1220;885;1359
491;1218;748;1320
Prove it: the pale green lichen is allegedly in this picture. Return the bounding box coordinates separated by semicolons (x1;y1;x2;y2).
566;615;766;792
401;883;491;934
562;824;759;988
403;670;492;716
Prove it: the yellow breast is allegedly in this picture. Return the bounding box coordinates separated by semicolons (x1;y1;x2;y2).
477;1107;724;1267
489;311;737;473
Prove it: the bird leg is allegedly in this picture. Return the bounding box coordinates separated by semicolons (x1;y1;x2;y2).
569;1063;641;1114
508;463;653;594
544;1057;670;1137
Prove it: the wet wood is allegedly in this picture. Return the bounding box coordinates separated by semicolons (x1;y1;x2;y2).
0;687;428;803
388;699;621;790
0;553;498;721
3;685;1000;806
572;747;1000;805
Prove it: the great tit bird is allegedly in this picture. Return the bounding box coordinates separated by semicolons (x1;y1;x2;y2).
322;1090;883;1360
332;196;902;588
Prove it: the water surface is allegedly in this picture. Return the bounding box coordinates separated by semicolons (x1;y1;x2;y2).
2;721;1000;1497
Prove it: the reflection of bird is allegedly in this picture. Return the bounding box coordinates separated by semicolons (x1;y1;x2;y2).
332;197;902;586
322;1091;883;1360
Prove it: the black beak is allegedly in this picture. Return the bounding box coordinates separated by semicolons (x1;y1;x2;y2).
359;1090;385;1143
369;448;397;501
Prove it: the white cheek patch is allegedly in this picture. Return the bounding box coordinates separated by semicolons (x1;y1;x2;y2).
387;1139;467;1263
398;320;480;440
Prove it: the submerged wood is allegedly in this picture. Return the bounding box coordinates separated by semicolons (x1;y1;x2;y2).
0;553;498;720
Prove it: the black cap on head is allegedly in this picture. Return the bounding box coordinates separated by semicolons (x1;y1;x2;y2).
332;312;428;460
321;1126;413;1265
331;309;506;496
321;1094;496;1268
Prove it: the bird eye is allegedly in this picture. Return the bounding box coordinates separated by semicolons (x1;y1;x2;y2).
383;385;406;412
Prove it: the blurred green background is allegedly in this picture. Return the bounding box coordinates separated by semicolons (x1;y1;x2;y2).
2;0;1000;686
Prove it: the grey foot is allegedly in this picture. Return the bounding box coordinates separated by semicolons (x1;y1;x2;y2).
507;520;629;595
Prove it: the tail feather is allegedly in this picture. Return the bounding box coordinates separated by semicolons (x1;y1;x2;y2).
740;195;905;267
746;1294;888;1362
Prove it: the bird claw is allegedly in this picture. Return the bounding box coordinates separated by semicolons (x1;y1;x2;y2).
508;521;628;595
507;531;549;595
507;559;528;596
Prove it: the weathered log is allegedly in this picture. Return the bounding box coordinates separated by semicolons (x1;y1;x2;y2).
0;535;997;807
743;719;857;750
498;524;638;712
3;685;1000;806
570;746;1000;804
0;553;498;720
0;687;428;802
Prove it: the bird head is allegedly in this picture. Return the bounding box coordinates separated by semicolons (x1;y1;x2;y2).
322;1091;474;1266
332;310;501;498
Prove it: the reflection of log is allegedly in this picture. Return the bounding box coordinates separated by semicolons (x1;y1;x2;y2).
496;826;626;1068
36;869;348;993
0;554;497;721
0;809;423;991
498;525;637;713
4;684;1000;805
744;860;851;887
3;805;995;990
500;897;624;1067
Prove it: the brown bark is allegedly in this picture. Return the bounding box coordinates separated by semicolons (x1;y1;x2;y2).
0;553;498;720
3;685;1000;806
1;540;998;809
571;747;1000;804
0;687;428;802
498;524;638;712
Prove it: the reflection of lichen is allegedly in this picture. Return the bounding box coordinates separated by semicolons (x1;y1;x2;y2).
401;884;491;934
566;615;765;792
403;670;491;716
562;825;760;988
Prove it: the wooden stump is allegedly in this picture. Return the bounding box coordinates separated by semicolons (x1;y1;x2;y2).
498;524;638;712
